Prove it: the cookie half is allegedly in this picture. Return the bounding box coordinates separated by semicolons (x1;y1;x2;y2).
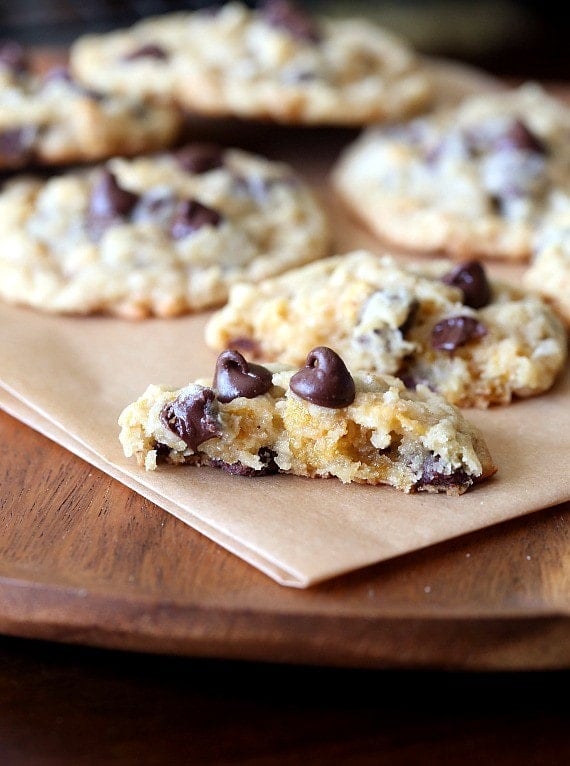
205;251;567;408
118;346;496;495
0;144;330;317
332;83;570;260
0;41;183;170
70;1;433;125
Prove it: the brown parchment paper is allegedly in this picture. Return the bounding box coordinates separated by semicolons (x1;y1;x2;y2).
1;61;569;588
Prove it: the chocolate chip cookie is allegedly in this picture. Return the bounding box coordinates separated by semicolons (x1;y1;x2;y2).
0;144;329;317
332;83;570;260
0;41;183;170
70;0;433;125
118;346;497;495
205;251;567;408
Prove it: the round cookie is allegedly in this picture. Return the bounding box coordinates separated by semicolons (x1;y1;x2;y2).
0;41;183;170
119;346;497;495
70;0;433;125
205;250;567;408
332;83;570;261
0;144;330;318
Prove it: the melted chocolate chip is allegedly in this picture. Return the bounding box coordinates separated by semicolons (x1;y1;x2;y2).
123;44;168;62
431;316;487;351
0;39;28;74
442;260;491;309
261;0;321;42
132;189;178;225
170;199;223;239
0;127;34;166
209;447;279;477
160;387;221;451
213;349;273;403
290;347;355;408
174;143;225;174
416;455;473;492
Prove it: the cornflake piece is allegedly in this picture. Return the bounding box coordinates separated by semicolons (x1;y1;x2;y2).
118;347;497;495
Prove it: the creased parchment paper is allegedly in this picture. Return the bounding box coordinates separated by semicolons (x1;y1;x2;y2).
1;61;568;587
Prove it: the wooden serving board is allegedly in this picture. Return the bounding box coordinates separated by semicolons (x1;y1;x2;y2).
1;406;569;670
0;52;569;669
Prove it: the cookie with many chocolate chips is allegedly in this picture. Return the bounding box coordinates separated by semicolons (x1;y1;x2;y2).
118;347;497;495
0;45;183;170
332;83;570;261
205;250;567;408
70;0;433;125
0;145;329;317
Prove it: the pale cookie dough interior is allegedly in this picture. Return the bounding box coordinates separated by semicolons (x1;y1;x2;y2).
118;347;497;495
70;1;434;125
332;83;570;260
205;250;568;408
0;145;330;318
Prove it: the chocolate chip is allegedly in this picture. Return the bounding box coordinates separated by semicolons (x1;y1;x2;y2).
88;170;139;233
442;260;491;309
416;455;473;492
290;347;355;408
174;143;225;174
465;118;546;158
494;119;546;155
431;316;487;351
209;447;279;477
170;199;223;239
0;127;35;166
261;0;321;43
123;44;168;62
213;349;273;403
160;387;221;451
0;39;28;74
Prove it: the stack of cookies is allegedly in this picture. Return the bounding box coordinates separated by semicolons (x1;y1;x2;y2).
2;0;568;496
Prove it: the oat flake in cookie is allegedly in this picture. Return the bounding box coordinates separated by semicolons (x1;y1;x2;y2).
0;144;329;318
0;43;183;170
205;250;567;408
69;0;433;125
118;347;497;495
332;83;570;261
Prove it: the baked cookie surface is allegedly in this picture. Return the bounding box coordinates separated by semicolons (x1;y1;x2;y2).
118;346;496;495
70;0;433;125
205;251;567;408
0;41;182;169
523;201;570;326
332;83;570;260
0;144;329;317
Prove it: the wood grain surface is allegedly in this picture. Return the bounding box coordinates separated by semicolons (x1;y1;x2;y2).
1;408;569;670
